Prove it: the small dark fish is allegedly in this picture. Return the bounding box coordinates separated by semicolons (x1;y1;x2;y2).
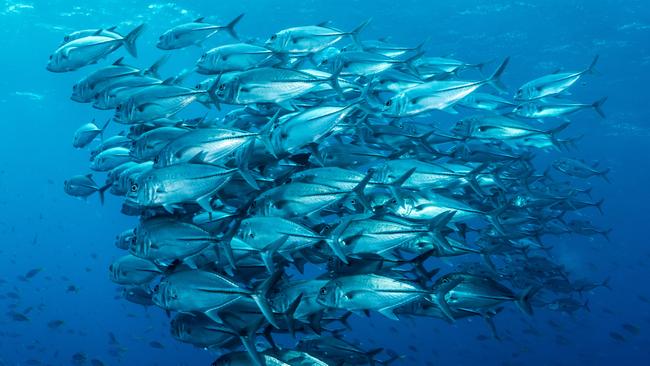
609;331;625;342
11;312;30;322
621;323;640;335
67;285;79;293
48;319;65;329
90;359;106;366
149;340;165;349
108;332;119;345
476;334;490;341
72;352;87;365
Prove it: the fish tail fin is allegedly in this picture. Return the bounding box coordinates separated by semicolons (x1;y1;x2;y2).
403;50;425;75
487;56;510;94
351;168;375;210
516;286;541;316
413;38;428;55
338;311;352;330
283;293;303;337
592;96;607;118
123;23;146;58
236;141;260;190
252;270;283;329
585;54;600;75
600;167;611;183
98;118;111;141
349;18;372;46
595;198;605;214
224;13;245;40
601;276;612;291
410;250;438;279
220;314;266;366
430;277;463;322
584;299;591;312
239;334;264;366
466;162;489;196
145;54;169;78
328;214;361;265
97;183;110;205
258;110;280;158
384;167;415;205
327;64;345;96
428;210;456;232
602;228;613;242
550;122;571;136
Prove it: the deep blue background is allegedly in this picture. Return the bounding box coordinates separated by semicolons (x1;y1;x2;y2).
0;0;648;365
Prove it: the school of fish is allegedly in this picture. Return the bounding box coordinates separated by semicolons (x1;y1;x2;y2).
49;15;612;365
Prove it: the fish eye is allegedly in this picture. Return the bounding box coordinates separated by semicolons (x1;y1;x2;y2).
219;84;226;91
385;100;392;107
270;34;277;40
131;183;139;192
321;59;329;65
49;55;52;60
390;198;397;204
153;284;159;292
319;287;327;295
249;232;255;239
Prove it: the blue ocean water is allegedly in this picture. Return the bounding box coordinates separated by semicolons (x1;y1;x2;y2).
0;0;648;365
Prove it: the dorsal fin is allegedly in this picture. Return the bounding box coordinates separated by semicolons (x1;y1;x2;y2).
194;17;205;23
112;57;125;66
106;26;118;32
93;29;103;36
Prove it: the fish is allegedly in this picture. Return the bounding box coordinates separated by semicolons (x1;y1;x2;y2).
90;146;132;171
71;56;166;103
151;269;278;328
73;118;110;148
148;340;165;349
317;273;436;320
126;162;258;212
552;157;610;182
47;319;65;329
214;67;344;107
515;55;599;100
197;43;280;74
157;14;244;50
47;24;145;72
49;17;613;365
265;20;370;54
513;97;607;119
108;254;162;285
63;174;109;203
23;267;43;279
383;57;509;117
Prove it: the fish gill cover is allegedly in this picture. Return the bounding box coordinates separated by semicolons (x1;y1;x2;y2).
44;6;617;366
